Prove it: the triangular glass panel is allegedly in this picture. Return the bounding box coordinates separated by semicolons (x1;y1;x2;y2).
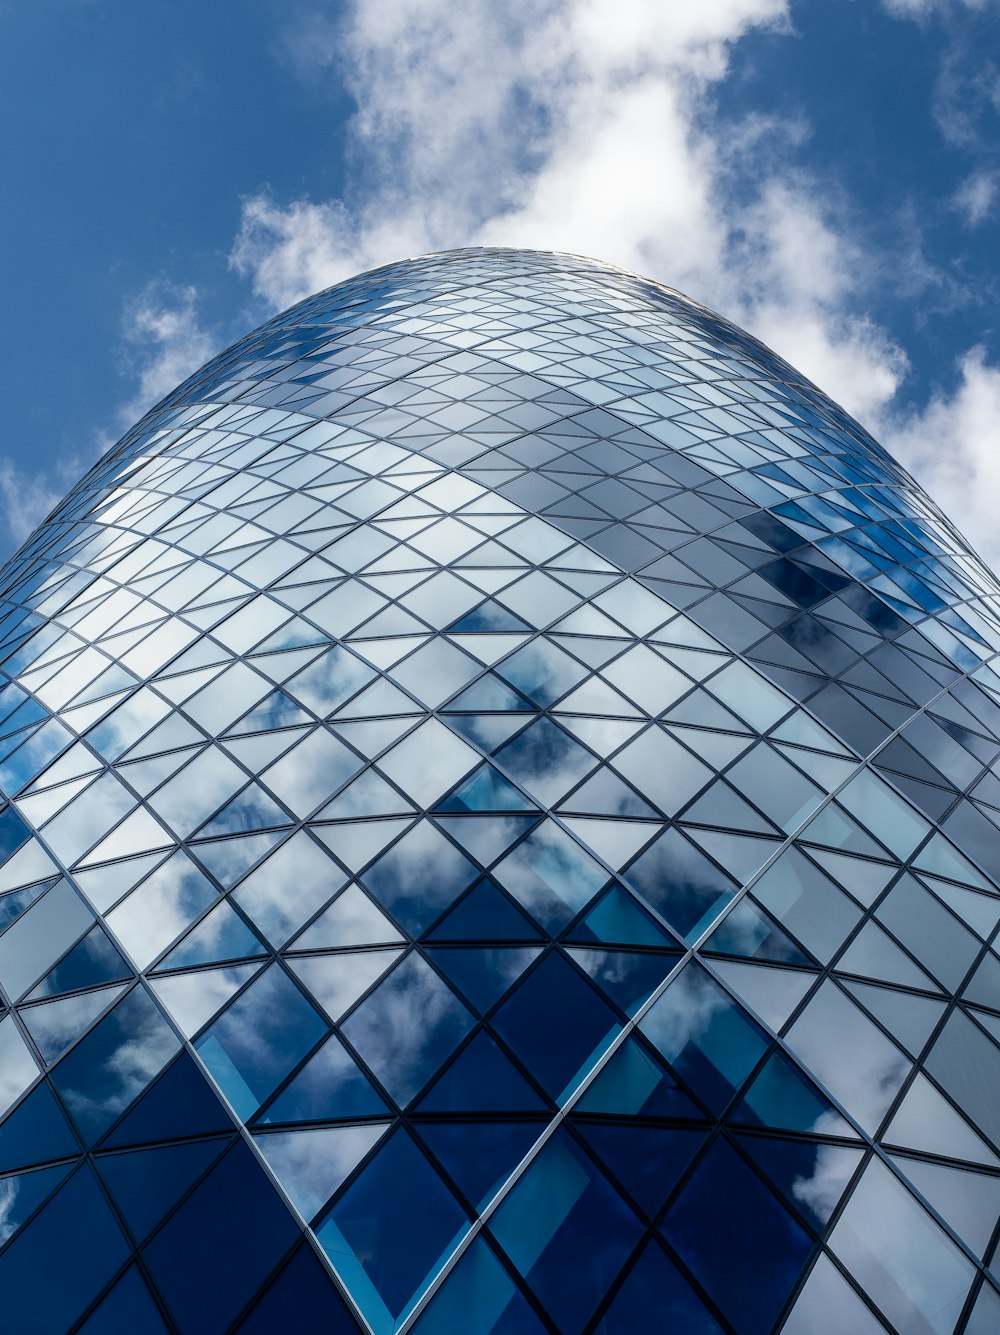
566;884;676;949
417;1029;547;1114
703;896;812;965
448;600;531;633
196;784;292;838
890;1154;1000;1260
100;1051;233;1149
426;946;541;1013
437;765;536;813
885;1073;999;1166
427;880;544;944
736;1132;862;1230
731;1049;855;1137
97;1137;227;1243
557;768;658;819
0;1081;79;1172
837;920;939;990
576;1037;702;1120
843;981;946;1057
21;984;128;1064
0;1161;73;1246
567;947;677;1016
418;1120;541;1211
192;831;285;889
26;924;130;1000
709;959;814;1033
155;900;267;970
291;884;403;950
150;962;262;1038
314;768;415;820
258;1033;390;1125
446;675;535;712
577;1121;705;1219
288;948;403;1022
438;712;528;753
255;1122;389;1221
433;816;539;869
313;818;413;874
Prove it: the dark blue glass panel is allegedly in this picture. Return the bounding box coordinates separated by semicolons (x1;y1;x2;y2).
0;805;31;864
490;1129;641;1335
437;764;536;813
258;1032;390;1124
342;953;473;1106
0;878;51;934
492;952;620;1100
624;829;737;944
51;986;179;1143
143;1141;300;1335
0;1080;79;1171
100;1051;234;1148
576;1037;704;1120
427;946;540;1013
76;1265;170;1334
417;1030;548;1114
577;1121;705;1217
0;1160;72;1244
427;880;543;943
0;1164;130;1334
29;924;130;999
594;1238;725;1334
410;1236;547;1335
195;964;327;1119
232;1242;360;1334
418;1120;542;1209
566;947;677;1016
316;1128;467;1331
361;823;478;934
566;884;676;949
661;1136;814;1335
97;1136;229;1241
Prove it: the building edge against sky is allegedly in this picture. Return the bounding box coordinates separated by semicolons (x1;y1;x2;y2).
0;248;996;1332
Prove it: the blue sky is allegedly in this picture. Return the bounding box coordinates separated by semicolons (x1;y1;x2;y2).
3;0;1000;561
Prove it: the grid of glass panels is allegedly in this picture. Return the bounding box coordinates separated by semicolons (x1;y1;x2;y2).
0;247;998;1332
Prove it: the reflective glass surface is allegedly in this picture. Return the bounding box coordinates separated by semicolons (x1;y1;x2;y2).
0;247;999;1331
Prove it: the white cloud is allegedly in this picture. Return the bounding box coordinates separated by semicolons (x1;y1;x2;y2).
230;0;917;427
881;347;1000;570
954;169;998;224
0;456;64;549
881;0;989;17
117;280;216;429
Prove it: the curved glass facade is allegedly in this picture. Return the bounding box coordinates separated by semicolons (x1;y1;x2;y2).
0;248;999;1332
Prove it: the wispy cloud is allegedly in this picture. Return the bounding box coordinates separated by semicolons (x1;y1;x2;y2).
953;169;998;225
881;347;1000;569
229;0;920;434
117;279;216;430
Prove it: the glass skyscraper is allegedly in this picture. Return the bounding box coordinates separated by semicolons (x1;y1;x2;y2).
0;247;998;1333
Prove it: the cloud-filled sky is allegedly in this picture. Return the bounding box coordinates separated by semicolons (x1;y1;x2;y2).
3;0;1000;564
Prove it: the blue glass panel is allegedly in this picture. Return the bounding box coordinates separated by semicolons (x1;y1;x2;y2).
427;880;543;943
0;1160;72;1245
97;1136;229;1241
427;946;540;1013
493;951;620;1100
624;829;737;943
316;1128;468;1335
437;764;536;813
593;1238;725;1334
490;1130;641;1335
576;1037;704;1120
143;1141;300;1335
100;1051;234;1148
0;1164;130;1334
361;823;477;934
258;1032;390;1124
28;923;130;999
195;964;327;1119
51;985;179;1143
410;1236;547;1335
342;953;474;1106
577;1121;705;1217
418;1120;541;1209
567;884;676;948
0;1080;79;1171
639;962;768;1114
76;1265;170;1334
232;1242;360;1334
417;1030;548;1114
662;1136;813;1335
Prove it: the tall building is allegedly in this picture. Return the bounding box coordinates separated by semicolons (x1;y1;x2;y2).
0;248;997;1333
